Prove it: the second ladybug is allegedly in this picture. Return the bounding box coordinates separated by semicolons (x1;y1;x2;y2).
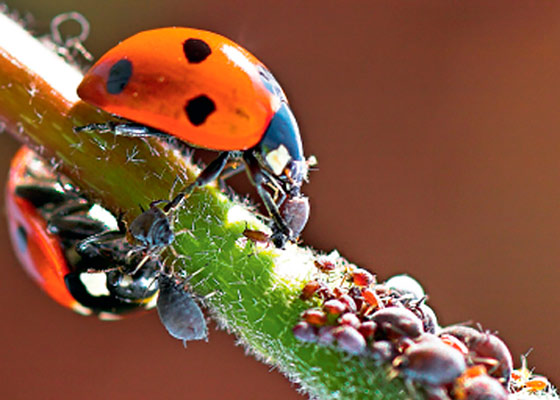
76;27;310;246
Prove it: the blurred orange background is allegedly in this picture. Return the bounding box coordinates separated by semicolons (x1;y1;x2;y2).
0;1;558;399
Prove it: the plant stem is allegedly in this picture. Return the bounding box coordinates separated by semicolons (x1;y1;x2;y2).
0;12;412;399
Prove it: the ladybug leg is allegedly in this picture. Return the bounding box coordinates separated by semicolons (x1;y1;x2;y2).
166;151;232;211
74;121;169;138
217;161;245;191
14;184;71;208
243;153;291;247
47;200;108;239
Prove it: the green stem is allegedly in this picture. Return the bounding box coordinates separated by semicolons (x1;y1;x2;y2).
0;12;412;400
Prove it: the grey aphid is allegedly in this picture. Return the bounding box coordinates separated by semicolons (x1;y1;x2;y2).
156;275;208;345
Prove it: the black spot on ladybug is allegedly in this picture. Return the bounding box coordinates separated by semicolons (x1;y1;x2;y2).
15;225;28;253
185;95;216;126
106;59;132;94
183;38;211;63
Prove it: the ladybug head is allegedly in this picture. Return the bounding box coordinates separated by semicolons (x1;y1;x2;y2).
255;102;306;196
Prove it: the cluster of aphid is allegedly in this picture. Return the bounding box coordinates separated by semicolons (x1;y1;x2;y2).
293;253;556;399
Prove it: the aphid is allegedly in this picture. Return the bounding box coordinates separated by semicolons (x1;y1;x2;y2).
301;309;327;326
362;287;382;308
455;375;508;400
371;307;424;340
338;294;357;314
351;268;375;287
314;256;336;272
413;303;439;335
524;375;550;393
357;321;377;341
384;274;425;301
338;312;361;329
393;340;467;386
469;332;512;383
156;274;207;344
300;280;321;300
440;325;512;383
293;321;318;343
440;333;469;355
323;299;346;316
242;227;271;246
276;194;310;245
333;325;366;355
128;203;174;250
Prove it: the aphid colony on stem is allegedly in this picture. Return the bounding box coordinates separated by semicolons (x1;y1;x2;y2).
6;147;207;344
293;253;555;399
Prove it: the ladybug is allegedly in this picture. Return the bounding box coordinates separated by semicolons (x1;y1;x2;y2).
76;27;310;246
6;147;159;319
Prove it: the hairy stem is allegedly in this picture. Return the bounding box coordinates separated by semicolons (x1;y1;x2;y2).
0;12;411;400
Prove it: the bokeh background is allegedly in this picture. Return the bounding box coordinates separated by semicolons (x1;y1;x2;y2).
1;1;559;399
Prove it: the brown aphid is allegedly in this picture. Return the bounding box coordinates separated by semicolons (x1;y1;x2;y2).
348;286;365;311
300;280;320;300
393;340;466;386
440;333;469;355
351;268;375;287
242;228;271;245
371;306;424;340
301;309;327;326
333;286;346;298
333;325;367;355
469;332;513;383
338;294;357;313
410;302;439;334
293;321;317;343
323;299;347;316
456;375;508;400
525;376;550;393
316;284;335;300
314;257;336;272
440;325;513;383
339;312;361;329
362;287;382;308
358;321;377;340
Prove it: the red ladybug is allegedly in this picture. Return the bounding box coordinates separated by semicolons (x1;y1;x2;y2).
6;147;159;319
76;27;310;246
